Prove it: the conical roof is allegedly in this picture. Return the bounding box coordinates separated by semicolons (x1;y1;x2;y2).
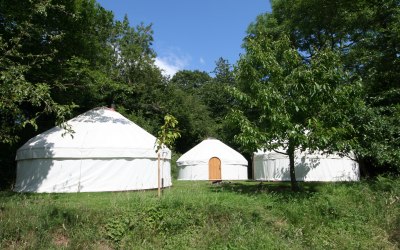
176;138;247;166
16;107;169;160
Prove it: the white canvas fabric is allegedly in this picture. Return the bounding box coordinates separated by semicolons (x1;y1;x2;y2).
176;138;248;180
14;107;171;192
253;149;359;182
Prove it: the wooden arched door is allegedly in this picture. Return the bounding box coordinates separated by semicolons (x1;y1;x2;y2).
209;157;221;180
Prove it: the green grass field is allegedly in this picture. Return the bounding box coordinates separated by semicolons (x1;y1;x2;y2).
1;177;399;249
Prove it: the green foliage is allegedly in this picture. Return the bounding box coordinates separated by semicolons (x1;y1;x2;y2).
0;0;169;187
1;0;244;188
0;0;77;144
261;0;400;172
162;83;217;153
233;0;400;179
232;14;365;189
105;213;136;243
0;178;399;249
166;60;241;153
117;106;160;135
201;58;236;125
156;114;181;152
0;0;164;140
170;152;182;179
170;70;212;92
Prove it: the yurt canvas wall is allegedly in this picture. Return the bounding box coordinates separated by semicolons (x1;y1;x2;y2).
177;138;248;180
253;150;359;182
14;107;171;193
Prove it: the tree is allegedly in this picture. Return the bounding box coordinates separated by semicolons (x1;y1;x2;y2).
200;58;235;119
198;58;239;148
344;0;400;172
166;62;242;155
0;0;85;188
156;114;180;197
170;70;212;93
107;15;168;133
265;0;400;174
213;57;235;84
48;0;116;112
162;84;216;153
0;0;81;144
230;13;363;190
164;70;216;152
0;0;164;188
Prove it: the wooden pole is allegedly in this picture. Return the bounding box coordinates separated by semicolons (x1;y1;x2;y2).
158;151;161;197
252;153;255;180
161;152;164;191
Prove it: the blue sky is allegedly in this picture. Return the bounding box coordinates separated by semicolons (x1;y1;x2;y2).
96;0;271;77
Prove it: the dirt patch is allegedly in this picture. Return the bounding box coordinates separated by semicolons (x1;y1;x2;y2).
389;227;400;247
91;241;114;250
52;230;69;248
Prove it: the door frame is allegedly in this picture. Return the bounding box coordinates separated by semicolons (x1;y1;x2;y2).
208;157;221;180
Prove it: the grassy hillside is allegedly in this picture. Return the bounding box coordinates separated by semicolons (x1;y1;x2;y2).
1;177;399;249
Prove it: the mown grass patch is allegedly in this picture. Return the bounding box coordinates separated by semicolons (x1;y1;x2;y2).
0;177;399;249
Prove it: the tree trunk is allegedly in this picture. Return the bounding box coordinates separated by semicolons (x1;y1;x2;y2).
288;140;299;191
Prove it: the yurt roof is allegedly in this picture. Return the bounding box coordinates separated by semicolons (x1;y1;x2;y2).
176;138;247;166
16;107;169;160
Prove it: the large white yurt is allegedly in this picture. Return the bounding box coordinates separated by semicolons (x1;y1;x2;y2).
253;150;359;182
177;138;248;181
14;107;171;193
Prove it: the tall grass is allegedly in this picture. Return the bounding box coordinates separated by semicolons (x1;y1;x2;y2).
0;176;399;249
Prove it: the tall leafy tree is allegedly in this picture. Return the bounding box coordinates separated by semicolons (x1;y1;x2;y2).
0;0;80;188
162;84;216;153
0;0;82;144
267;0;400;173
200;58;235;119
346;0;400;171
231;13;364;190
50;0;115;111
167;62;243;155
199;58;239;147
0;0;164;188
170;70;212;93
109;15;168;130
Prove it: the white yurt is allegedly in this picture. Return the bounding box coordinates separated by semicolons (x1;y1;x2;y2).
14;107;171;193
253;149;359;182
177;138;248;181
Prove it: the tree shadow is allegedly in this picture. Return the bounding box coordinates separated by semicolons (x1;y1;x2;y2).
0;190;43;205
0;191;17;199
255;152;359;182
208;180;324;199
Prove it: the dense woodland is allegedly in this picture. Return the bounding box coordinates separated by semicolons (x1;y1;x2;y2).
1;0;399;189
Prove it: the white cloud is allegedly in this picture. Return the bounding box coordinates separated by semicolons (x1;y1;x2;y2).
199;57;205;65
154;50;190;77
155;58;180;77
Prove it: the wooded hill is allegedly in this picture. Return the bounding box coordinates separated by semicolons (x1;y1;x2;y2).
1;0;399;189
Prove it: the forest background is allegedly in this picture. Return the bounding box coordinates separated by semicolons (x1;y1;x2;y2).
1;0;399;189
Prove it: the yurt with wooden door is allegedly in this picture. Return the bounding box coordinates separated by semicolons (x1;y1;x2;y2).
176;138;248;180
253;149;359;182
14;107;171;193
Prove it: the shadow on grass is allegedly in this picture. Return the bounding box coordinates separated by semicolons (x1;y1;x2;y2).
0;191;48;203
0;190;74;203
208;181;329;199
0;191;16;198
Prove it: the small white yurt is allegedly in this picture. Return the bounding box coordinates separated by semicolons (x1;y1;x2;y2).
177;138;248;181
253;149;359;182
14;107;171;193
